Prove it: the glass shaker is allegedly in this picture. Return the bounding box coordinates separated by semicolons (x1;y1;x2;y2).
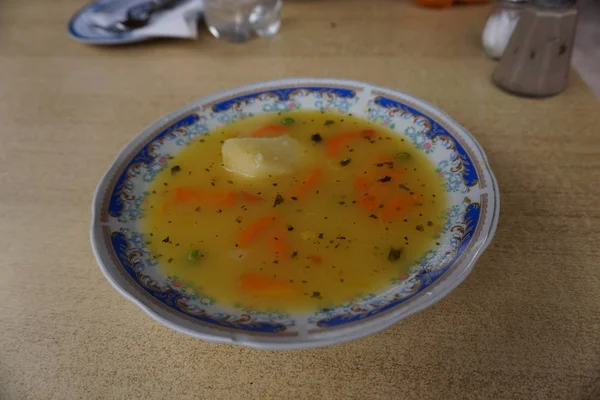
492;0;578;97
482;0;530;60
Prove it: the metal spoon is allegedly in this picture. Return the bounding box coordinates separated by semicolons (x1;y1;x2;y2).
95;0;181;32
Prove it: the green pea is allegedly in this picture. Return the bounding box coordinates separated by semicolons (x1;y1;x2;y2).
188;249;199;261
281;117;295;126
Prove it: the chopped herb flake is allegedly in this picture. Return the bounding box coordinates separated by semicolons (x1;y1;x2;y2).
378;176;392;183
170;165;181;175
273;194;284;208
281;117;295;126
340;158;351;166
311;133;322;143
324;120;335;126
388;248;403;262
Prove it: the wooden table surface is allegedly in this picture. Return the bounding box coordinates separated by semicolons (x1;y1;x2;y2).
1;1;599;399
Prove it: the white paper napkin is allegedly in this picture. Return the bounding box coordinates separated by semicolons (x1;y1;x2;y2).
88;0;204;39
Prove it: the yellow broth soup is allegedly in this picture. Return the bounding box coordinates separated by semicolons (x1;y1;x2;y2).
142;111;447;312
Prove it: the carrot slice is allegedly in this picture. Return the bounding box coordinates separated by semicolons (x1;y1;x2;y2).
354;176;373;192
240;191;264;202
326;130;376;157
214;191;237;208
175;187;203;203
307;255;322;264
359;195;378;212
241;274;300;295
250;124;289;137
381;193;419;221
173;187;237;208
291;168;323;199
389;169;407;181
355;177;376;211
238;213;278;248
326;132;356;157
355;177;391;213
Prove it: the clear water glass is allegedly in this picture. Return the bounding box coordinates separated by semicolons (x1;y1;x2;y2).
203;0;282;43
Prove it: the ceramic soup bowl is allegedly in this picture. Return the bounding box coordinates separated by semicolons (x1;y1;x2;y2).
91;78;499;349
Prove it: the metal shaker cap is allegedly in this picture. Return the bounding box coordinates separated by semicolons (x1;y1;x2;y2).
534;0;576;7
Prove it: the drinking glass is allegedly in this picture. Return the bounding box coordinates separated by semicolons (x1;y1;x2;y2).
203;0;282;43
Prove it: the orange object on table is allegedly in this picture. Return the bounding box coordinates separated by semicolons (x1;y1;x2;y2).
414;0;488;7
